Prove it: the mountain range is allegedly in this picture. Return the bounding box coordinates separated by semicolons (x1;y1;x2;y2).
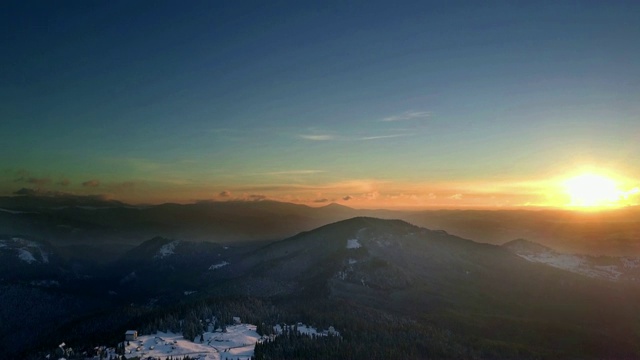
4;215;640;358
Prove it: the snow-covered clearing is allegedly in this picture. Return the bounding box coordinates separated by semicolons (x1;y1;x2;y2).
124;324;260;360
346;238;361;249
155;240;180;259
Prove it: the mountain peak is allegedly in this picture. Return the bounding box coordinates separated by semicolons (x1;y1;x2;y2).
321;203;353;210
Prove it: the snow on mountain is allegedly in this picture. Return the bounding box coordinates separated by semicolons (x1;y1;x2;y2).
155;240;180;259
516;252;623;280
18;249;37;264
0;237;51;264
346;238;361;249
622;258;640;268
504;239;640;282
209;261;229;270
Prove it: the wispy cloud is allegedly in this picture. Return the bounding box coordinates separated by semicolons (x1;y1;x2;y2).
358;134;408;141
263;170;325;176
381;111;431;122
299;133;408;142
82;179;100;188
299;134;335;141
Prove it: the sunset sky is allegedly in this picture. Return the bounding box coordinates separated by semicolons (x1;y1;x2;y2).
2;1;639;208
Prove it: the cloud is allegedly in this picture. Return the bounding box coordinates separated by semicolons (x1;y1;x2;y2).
358;134;408;141
263;170;325;176
364;191;380;200
82;179;100;188
381;111;431;122
247;194;267;201
58;178;71;186
219;190;232;197
313;198;330;203
342;195;353;201
299;134;335;141
450;193;463;200
299;133;408;142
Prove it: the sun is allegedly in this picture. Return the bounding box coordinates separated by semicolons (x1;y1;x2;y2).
563;173;621;208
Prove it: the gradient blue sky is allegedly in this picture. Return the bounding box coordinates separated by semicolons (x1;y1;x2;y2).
2;1;639;207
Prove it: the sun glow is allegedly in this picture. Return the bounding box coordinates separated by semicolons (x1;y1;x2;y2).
563;173;621;208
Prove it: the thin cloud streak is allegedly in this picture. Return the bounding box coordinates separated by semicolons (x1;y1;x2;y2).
299;134;335;141
381;111;431;122
299;134;409;142
262;170;325;176
358;134;408;141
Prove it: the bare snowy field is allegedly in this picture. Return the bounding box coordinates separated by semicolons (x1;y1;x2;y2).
124;324;260;360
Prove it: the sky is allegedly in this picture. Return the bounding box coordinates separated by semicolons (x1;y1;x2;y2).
1;0;639;208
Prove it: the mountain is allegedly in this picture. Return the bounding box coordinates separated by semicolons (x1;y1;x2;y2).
4;197;640;258
0;199;363;254
0;192;126;210
99;237;224;298
0;235;67;283
207;217;640;358
5;216;640;358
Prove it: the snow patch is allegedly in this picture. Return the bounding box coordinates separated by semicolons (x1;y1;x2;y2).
209;261;229;270
622;258;640;268
39;248;49;263
155;240;180;259
346;239;361;249
517;252;624;281
273;323;339;337
124;325;261;360
18;249;37;264
348;258;357;265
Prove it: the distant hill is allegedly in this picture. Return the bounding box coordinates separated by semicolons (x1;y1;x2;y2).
0;235;67;283
0;199;364;250
4;196;640;258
